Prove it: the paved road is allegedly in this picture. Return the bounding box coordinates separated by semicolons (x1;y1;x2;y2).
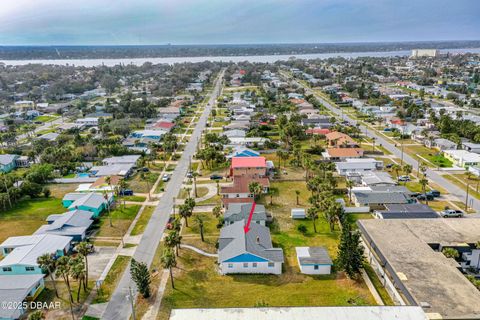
16;116;65;141
102;70;225;320
289;77;480;214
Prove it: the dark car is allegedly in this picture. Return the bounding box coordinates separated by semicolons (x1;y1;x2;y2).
416;193;434;201
386;163;393;169
429;190;441;197
210;174;223;180
409;192;421;198
120;189;134;196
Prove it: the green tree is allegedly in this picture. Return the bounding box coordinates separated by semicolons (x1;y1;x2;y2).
345;179;354;204
212;205;222;218
130;258;151;298
196;215;205;242
161;248;177;289
37;253;59;298
307;207;318;233
28;310;44;320
248;181;262;200
419;176;429;205
75;242;92;288
55;256;74;303
69;256;86;302
337;221;365;279
442;247;459;259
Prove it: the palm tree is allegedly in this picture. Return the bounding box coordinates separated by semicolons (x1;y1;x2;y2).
295;190;300;205
345;179;354;204
178;204;191;227
267;187;279;205
69;256;86;302
391;164;401;181
192;172;199;198
419;176;429;205
196;216;205;242
75;242;92;288
55;256;73;303
119;179;129;208
37;253;59;298
307;207;318;233
165;230;182;256
248;182;262;200
161;248;177;289
403;164;413;184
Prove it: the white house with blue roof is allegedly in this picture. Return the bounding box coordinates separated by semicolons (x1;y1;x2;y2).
218;221;284;275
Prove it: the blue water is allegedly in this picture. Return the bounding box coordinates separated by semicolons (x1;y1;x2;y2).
76;173;90;178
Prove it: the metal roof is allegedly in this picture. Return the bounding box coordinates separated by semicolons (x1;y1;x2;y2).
296;247;333;265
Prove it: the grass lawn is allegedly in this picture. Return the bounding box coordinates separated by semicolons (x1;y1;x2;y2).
0;197;66;243
95;205;141;238
363;263;394;306
404;145;453;168
444;174;480;203
122;195;147;202
127;172;160;193
92;255;131;304
195;194;221;206
131;206;155;236
45;183;79;198
192;186;209;198
34;115;57;122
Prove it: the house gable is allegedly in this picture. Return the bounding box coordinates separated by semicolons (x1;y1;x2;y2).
224;253;269;263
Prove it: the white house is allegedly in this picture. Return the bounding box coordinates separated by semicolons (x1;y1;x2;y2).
336;158;383;175
218;221;284;275
76;117;99;127
296;247;332;275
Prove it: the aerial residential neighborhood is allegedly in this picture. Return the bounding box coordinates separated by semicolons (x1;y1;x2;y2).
0;1;480;320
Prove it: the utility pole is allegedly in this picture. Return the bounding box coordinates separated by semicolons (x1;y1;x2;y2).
400;141;404;166
127;286;136;320
465;182;470;212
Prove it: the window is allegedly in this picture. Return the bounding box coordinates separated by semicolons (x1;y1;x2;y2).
252;263;257;268
228;263;233;268
25;266;35;271
314;265;319;270
268;262;274;268
2;267;12;272
243;263;248;268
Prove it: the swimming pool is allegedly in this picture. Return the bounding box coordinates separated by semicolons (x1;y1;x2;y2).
76;173;90;178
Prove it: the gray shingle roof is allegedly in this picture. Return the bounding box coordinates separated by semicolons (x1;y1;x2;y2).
218;221;284;263
34;209;94;237
224;203;267;224
296;247;333;265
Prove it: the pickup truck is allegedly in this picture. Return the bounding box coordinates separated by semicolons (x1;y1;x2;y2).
440;209;464;218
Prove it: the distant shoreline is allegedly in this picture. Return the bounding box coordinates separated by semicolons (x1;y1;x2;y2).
1;40;480;62
1;47;480;67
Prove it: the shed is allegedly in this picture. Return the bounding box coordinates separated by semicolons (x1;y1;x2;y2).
296;247;333;274
291;208;306;219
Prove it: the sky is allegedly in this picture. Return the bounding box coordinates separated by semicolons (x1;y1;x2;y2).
0;0;479;45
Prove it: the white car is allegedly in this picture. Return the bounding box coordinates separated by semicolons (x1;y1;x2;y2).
162;174;171;182
440;209;464;218
398;175;411;182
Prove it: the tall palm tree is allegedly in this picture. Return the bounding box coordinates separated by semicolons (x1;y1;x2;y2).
307;207;318;233
119;179;129;208
248;182;262;200
161;248;177;289
69;256;86;302
345;180;354;204
178;204;191;227
37;253;59;298
75;242;92;288
192;172;199;198
295;190;300;205
419;176;429;205
55;256;73;303
196;216;205;242
165;230;181;256
391;164;401;181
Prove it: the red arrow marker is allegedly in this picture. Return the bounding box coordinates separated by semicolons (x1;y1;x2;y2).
243;202;256;234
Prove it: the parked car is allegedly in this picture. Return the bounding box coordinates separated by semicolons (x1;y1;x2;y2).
166;217;176;229
398;175;411;182
210;174;223;180
162;174;171;182
429;190;441;197
410;192;421;198
386;163;393;169
440;209;464;218
186;170;193;178
120;189;134;196
416;193;434;201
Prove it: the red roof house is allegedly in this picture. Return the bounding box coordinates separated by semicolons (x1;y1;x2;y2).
230;156;267;177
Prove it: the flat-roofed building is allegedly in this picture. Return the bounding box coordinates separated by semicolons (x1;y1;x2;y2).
358;219;480;319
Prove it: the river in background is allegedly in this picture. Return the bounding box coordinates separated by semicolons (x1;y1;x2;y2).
1;48;480;67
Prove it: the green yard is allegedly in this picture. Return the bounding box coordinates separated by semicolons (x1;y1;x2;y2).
404;145;453;168
95;204;141;238
0;197;66;243
130;206;155;236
